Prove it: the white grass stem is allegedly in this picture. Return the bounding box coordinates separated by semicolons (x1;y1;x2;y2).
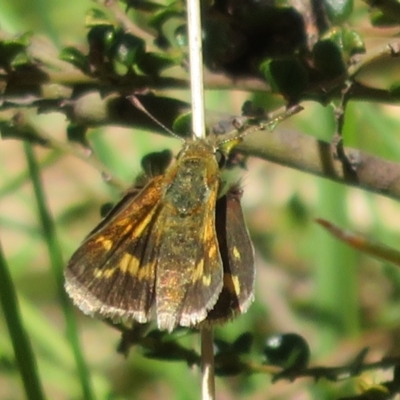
201;327;215;400
186;0;206;139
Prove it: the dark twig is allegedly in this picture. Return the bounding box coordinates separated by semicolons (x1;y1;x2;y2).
237;127;400;201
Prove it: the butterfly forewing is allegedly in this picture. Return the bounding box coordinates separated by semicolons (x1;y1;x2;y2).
65;175;164;323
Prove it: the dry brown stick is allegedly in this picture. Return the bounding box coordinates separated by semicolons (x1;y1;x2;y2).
238;127;400;201
6;92;400;201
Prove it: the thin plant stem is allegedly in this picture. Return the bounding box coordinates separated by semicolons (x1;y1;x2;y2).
0;241;46;400
185;0;215;396
23;142;96;400
0;149;61;198
187;0;206;139
201;327;215;400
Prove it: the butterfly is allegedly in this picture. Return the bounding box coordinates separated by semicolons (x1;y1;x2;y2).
65;134;255;332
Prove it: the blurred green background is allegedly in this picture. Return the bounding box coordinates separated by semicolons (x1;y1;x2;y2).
2;1;400;399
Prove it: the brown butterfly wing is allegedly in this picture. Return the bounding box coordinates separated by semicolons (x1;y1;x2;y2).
64;176;164;324
206;185;255;323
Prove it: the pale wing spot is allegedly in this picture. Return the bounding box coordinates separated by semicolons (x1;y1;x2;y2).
119;253;131;272
94;267;115;279
223;273;241;295
193;259;204;281
102;239;113;251
94;268;103;278
138;262;153;280
95;238;113;251
202;273;212;286
232;246;241;260
118;210;154;236
119;253;140;276
208;243;218;259
231;275;241;295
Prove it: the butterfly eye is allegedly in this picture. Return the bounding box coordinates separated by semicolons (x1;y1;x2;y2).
215;149;227;169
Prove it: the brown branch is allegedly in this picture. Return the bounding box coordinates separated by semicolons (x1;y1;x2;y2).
54;102;400;203
349;40;400;79
46;96;400;202
237;127;400;201
4;90;400;201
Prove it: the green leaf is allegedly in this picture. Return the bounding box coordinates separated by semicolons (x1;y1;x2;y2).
0;32;32;69
264;333;310;372
313;39;346;78
312;27;364;80
59;47;89;73
10;51;30;68
148;2;184;31
174;24;187;47
112;33;145;71
370;9;400;26
172;112;192;136
232;332;253;354
137;52;178;75
214;340;246;376
140;149;173;178
85;8;113;27
87;25;116;55
324;0;353;23
365;0;400;24
122;0;164;12
214;357;245;376
322;27;365;61
66;124;89;147
259;58;308;99
148;2;185;48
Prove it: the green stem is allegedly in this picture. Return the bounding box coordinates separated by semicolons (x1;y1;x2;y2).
24;142;95;400
0;242;46;400
315;181;360;350
0;150;61;198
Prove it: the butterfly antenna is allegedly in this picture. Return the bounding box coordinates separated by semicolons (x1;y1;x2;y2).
262;104;303;131
128;95;184;142
218;104;304;147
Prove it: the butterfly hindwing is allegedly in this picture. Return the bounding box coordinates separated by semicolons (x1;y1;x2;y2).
206;185;255;323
